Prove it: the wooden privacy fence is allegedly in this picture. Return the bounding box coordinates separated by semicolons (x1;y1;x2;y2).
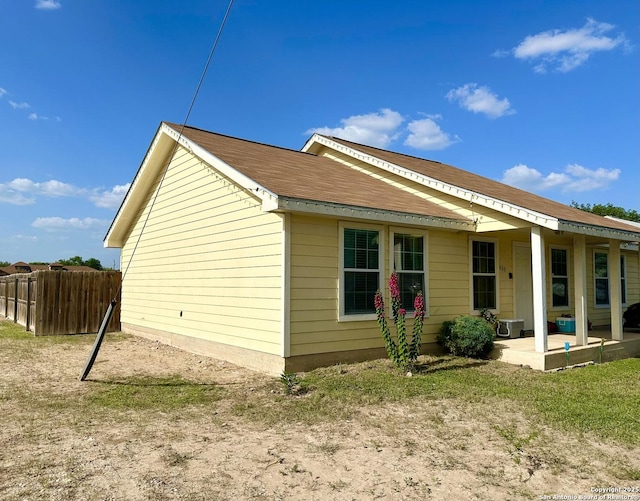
0;270;121;335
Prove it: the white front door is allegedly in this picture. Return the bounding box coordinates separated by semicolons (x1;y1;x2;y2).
513;243;534;330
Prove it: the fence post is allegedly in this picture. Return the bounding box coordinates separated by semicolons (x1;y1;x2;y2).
4;279;8;318
26;277;32;332
13;277;18;323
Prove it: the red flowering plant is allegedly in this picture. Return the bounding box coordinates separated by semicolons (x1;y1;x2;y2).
374;272;425;371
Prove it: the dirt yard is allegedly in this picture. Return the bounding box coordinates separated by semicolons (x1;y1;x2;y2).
1;329;639;500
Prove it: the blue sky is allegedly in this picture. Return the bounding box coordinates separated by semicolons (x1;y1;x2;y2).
1;0;638;267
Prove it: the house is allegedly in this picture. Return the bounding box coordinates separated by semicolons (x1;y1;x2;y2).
104;122;640;374
0;262;99;276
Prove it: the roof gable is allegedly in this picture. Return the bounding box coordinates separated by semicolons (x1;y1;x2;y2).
174;123;468;220
304;135;640;241
105;123;471;247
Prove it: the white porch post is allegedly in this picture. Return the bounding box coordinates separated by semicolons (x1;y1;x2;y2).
531;227;548;352
609;239;623;341
573;235;588;346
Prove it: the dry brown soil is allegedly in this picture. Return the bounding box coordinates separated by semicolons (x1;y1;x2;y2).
1;332;639;500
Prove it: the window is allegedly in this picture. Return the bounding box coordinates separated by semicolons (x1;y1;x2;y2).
551;248;569;308
594;252;609;306
341;225;382;318
621;255;627;305
594;253;627;307
392;231;426;312
471;239;497;311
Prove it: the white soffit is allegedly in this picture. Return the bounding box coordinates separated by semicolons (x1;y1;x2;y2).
277;197;472;230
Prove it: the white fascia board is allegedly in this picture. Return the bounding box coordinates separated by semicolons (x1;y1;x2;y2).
558;220;640;243
104;125;170;248
161;123;279;210
276;197;472;231
305;134;560;230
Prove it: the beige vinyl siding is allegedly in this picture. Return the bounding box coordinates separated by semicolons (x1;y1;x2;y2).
426;231;469;332
120;147;283;355
289;215;479;355
289;215;387;356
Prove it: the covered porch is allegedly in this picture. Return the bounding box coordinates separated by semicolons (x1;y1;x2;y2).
490;220;640;369
490;326;640;371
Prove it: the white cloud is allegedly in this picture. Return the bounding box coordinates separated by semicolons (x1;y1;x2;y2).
0;191;35;205
9;234;38;242
446;83;515;119
306;108;404;148
501;163;620;193
35;0;61;10
90;183;131;209
510;19;627;73
9;100;30;110
0;177;131;209
3;178;81;198
404;117;460;150
32;217;109;231
0;87;7;98
28;113;49;121
0;178;80;204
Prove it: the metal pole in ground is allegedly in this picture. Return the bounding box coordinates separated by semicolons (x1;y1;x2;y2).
79;300;117;381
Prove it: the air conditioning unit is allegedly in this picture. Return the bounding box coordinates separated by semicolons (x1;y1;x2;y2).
496;319;525;339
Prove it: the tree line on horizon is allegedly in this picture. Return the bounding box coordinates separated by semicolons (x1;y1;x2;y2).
0;256;107;271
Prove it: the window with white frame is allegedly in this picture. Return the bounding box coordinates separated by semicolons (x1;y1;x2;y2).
341;225;382;318
621;255;627;305
594;252;627;307
594;252;609;306
392;231;427;312
471;239;497;311
551;248;569;308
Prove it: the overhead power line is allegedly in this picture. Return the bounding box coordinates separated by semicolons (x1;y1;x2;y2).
80;0;235;381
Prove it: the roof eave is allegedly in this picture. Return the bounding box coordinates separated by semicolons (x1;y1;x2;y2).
162;123;279;207
275;196;473;230
557;220;640;243
104;123;171;248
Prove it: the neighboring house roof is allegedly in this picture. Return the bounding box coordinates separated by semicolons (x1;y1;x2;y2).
0;262;98;275
306;135;640;240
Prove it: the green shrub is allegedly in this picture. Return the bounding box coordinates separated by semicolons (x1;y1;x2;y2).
437;315;496;358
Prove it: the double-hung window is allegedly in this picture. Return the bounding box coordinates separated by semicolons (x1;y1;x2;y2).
594;252;627;307
340;224;382;319
392;230;427;313
471;239;497;311
551;248;569;308
594;252;609;307
621;256;627;305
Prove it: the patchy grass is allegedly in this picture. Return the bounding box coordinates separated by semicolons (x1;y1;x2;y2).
88;375;224;411
233;355;640;446
0;319;129;348
3;318;638;445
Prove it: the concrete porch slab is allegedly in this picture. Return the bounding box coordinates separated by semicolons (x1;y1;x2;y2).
489;327;640;371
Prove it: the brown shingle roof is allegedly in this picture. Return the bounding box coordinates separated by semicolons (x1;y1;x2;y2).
170;123;469;223
327;137;640;234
